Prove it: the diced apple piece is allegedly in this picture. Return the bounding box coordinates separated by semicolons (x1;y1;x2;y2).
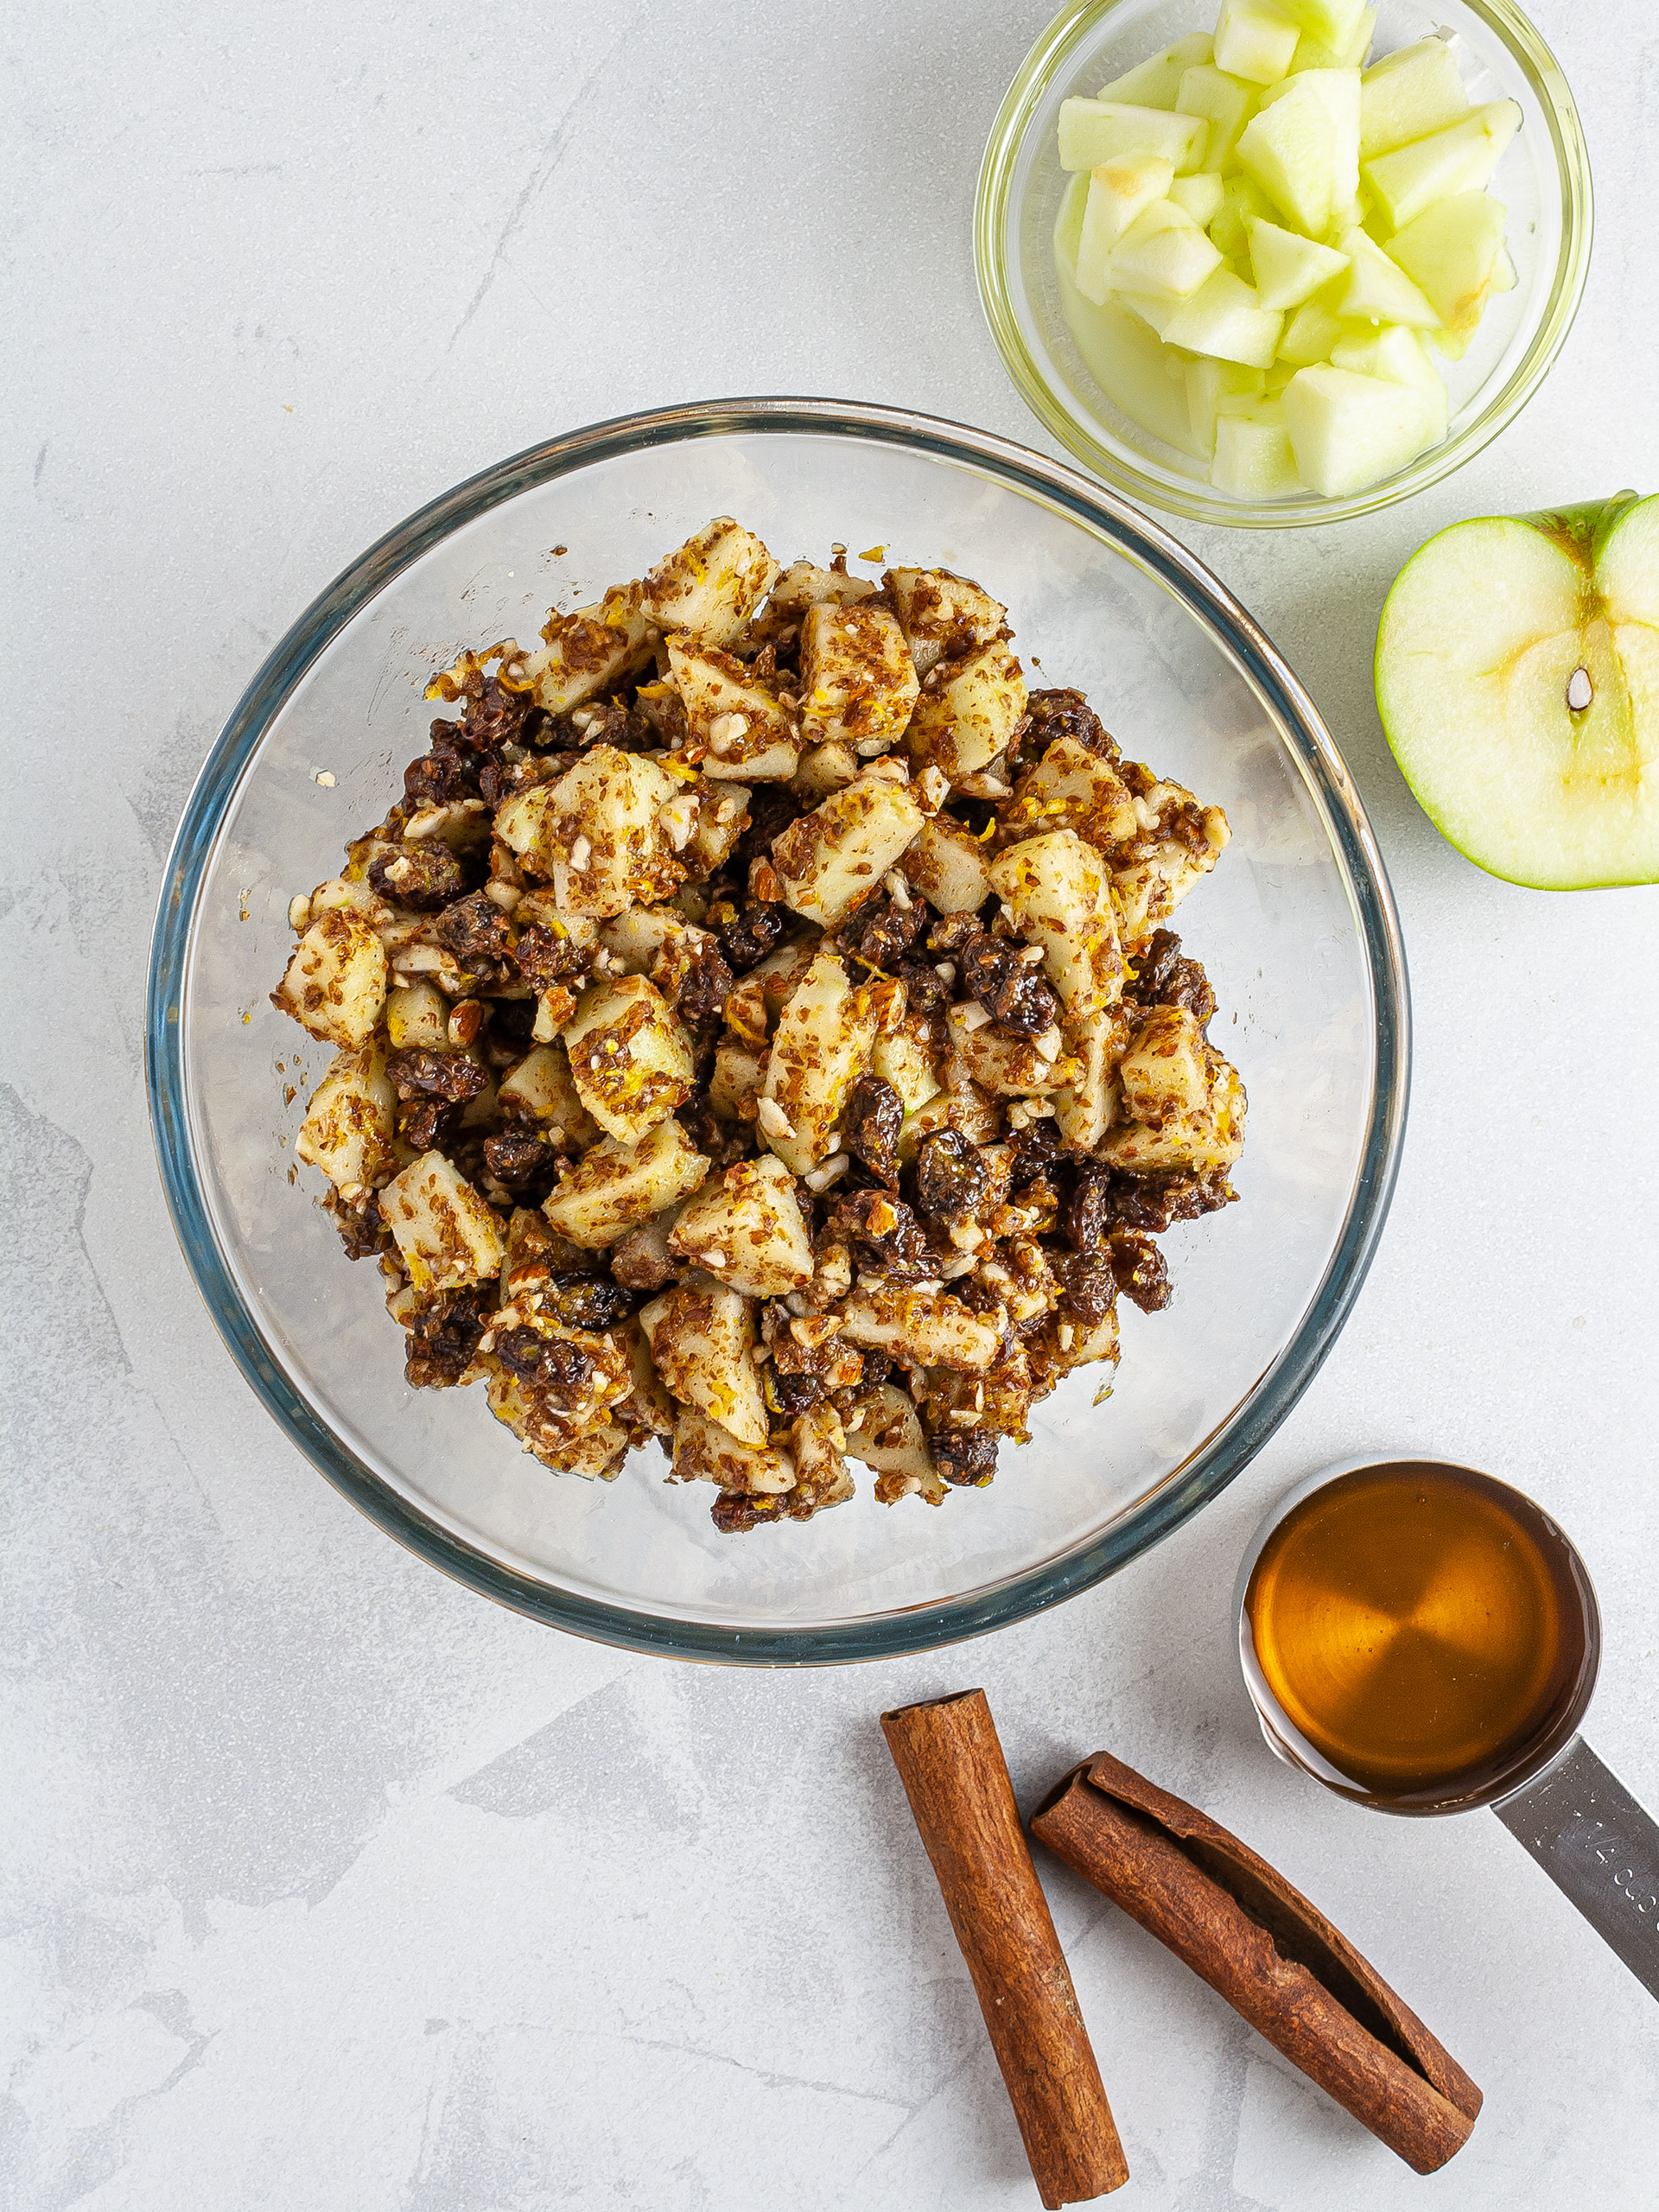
272;907;387;1047
1058;99;1208;174
838;1287;1006;1373
900;814;993;912
1055;270;1207;461
1178;63;1260;175
542;1116;709;1248
671;1406;794;1496
1330;324;1447;441
1076;156;1175;302
1169;171;1226;226
1211;402;1306;496
871;1023;942;1114
1238;72;1344;237
667;1153;814;1298
883;569;1007;679
1185;359;1265;455
945;1005;1071;1096
1336;225;1440;327
1105;201;1224;300
906;639;1027;781
1281;363;1436;495
766;562;877;614
1248;217;1350;308
639;1286;768;1447
1277;295;1365;365
385;981;448;1051
562;972;694;1145
1162;269;1283;368
842;1381;944;1506
1384;190;1506;357
510;584;656;715
1103;1052;1246;1173
1213;0;1300;87
1262;66;1361;209
760;948;879;1174
1362;99;1521;232
382;1150;504;1291
1270;0;1366;48
494;745;685;916
1207;174;1275;260
667;639;798;780
988;830;1123;1022
1052;1005;1130;1149
1097;32;1214;109
1116;291;1184;339
296;1042;397;1194
497;1041;601;1149
798;601;919;755
641;518;779;650
1002;732;1139;849
1360;36;1470;159
770;772;925;927
1289;5;1374;73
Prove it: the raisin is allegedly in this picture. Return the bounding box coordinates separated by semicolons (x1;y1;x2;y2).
912;1128;989;1224
1103;1169;1235;1234
957;934;1060;1038
543;1272;633;1330
1055;1251;1116;1326
1020;687;1116;764
857;1348;893;1388
486;995;538;1048
1127;929;1217;1027
430;891;514;964
850;893;925;973
493;1328;595;1407
677;1095;752;1170
368;842;469;912
831;1188;937;1280
1007;1119;1062;1187
404;733;480;808
675;940;735;1034
513;919;588;991
765;1367;823;1416
932;1425;999;1488
717;900;791;974
455;675;533;755
483;1128;551;1184
404;1287;492;1389
1062;1167;1113;1252
732;784;808;870
926;911;985;957
1109;1232;1172;1313
385;1047;488;1103
893;955;947;1014
842;1074;904;1185
711;1490;786;1535
397;1097;461;1152
323;1188;389;1261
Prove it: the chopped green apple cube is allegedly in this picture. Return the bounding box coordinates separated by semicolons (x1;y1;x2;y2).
1330;324;1447;441
1336;224;1441;327
1170;170;1227;225
1359;36;1470;158
1213;0;1300;87
1261;67;1361;209
1289;5;1375;72
1362;99;1521;230
1075;155;1177;301
1107;201;1224;298
1055;262;1207;458
1282;362;1435;493
1185;356;1266;452
1277;295;1361;365
1097;31;1215;109
1237;71;1355;237
1162;267;1284;366
1248;217;1350;308
1117;289;1185;338
1212;402;1306;495
1384;190;1507;356
1178;63;1260;175
1207;173;1275;259
1058;99;1210;173
1270;0;1366;45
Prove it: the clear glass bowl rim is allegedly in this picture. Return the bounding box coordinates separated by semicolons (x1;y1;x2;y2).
974;0;1594;528
145;395;1411;1665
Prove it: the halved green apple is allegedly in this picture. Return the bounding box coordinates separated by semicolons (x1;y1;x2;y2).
1376;494;1659;887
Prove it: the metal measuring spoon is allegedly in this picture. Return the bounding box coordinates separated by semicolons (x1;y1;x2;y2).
1233;1457;1659;1999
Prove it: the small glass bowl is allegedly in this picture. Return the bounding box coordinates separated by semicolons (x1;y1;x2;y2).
146;398;1408;1664
976;0;1592;528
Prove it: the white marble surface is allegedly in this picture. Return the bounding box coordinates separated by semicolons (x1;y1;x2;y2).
7;1;1659;2204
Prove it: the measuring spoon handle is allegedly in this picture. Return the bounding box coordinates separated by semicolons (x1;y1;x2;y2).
1493;1736;1659;1999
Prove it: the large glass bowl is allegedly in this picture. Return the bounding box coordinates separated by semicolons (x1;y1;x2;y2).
146;397;1408;1663
976;0;1592;527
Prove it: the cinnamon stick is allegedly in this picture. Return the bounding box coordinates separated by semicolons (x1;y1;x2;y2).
880;1691;1128;2208
1029;1752;1482;2176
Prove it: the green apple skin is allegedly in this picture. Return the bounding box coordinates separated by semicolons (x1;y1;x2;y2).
1375;492;1659;889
